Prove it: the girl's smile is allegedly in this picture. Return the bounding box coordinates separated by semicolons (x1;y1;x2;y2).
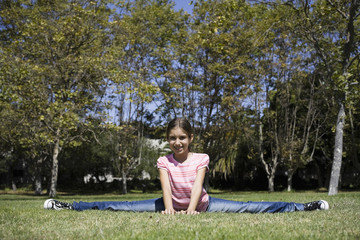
167;127;194;162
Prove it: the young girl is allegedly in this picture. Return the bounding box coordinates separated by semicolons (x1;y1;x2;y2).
44;117;329;214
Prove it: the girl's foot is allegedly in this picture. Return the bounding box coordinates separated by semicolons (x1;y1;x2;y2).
44;199;73;210
304;200;329;211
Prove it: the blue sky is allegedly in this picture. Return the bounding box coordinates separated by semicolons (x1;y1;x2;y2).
173;0;193;13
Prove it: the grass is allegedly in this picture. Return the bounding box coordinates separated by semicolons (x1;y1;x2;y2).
0;190;359;240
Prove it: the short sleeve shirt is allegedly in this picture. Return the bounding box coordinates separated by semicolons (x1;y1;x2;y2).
157;153;209;212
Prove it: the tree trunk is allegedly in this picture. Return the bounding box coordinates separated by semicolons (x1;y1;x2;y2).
49;130;61;198
328;103;345;196
34;156;44;195
11;180;17;192
34;176;42;195
287;170;294;192
259;118;277;192
9;166;17;191
122;169;127;194
268;172;275;192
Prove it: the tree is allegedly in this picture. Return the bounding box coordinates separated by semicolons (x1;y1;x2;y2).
327;0;359;195
0;0;113;197
258;3;331;191
176;0;256;179
108;0;182;193
292;0;360;195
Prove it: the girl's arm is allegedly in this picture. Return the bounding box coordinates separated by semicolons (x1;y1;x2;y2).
186;167;207;215
159;168;176;214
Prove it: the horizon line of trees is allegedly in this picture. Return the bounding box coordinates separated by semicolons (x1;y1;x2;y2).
0;0;359;197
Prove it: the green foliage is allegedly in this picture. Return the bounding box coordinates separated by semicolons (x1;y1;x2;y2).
0;0;114;194
0;0;359;192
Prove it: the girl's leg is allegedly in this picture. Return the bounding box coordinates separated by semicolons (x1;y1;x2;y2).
207;196;304;213
72;198;165;212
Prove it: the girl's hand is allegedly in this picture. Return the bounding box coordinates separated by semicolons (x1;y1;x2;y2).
185;209;200;215
175;210;199;215
161;208;177;215
176;210;186;215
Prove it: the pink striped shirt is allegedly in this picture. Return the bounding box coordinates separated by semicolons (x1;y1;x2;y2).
157;153;209;212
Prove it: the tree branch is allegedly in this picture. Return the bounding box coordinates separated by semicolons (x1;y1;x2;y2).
326;0;348;19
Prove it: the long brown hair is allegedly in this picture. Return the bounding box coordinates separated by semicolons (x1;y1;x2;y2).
166;117;193;139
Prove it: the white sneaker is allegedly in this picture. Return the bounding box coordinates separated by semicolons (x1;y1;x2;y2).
44;199;73;210
304;200;329;211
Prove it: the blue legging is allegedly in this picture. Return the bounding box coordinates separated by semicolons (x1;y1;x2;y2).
73;196;304;213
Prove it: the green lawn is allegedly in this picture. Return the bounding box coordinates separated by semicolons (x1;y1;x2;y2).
0;191;359;239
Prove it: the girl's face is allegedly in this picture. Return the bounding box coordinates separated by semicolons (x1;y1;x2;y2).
167;127;193;160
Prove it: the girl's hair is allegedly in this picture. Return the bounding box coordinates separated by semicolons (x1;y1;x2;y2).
166;117;193;139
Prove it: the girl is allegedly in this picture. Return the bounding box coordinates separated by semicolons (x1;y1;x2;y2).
44;118;329;214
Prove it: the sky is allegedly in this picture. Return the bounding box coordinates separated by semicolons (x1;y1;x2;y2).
173;0;194;13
